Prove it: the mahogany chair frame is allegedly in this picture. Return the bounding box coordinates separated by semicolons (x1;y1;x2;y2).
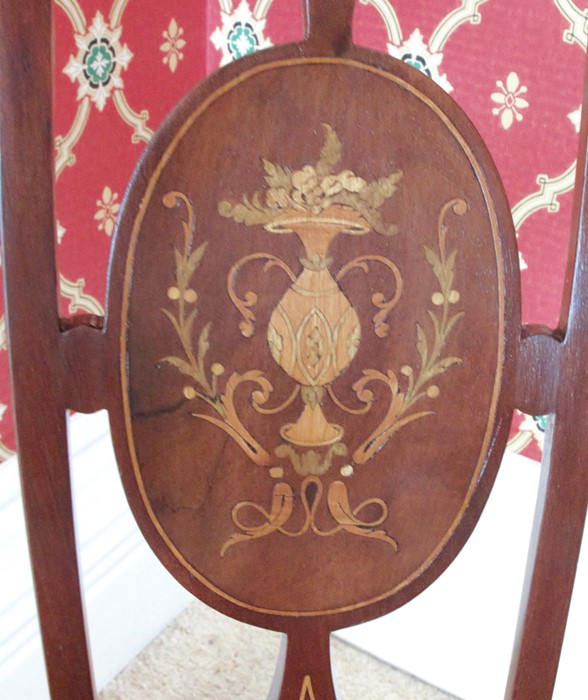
0;1;586;698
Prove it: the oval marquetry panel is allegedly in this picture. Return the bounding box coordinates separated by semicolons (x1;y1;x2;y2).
108;50;519;629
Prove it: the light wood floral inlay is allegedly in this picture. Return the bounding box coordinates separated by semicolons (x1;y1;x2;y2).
161;125;466;555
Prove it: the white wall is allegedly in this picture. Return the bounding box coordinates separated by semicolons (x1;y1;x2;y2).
0;411;192;700
339;453;587;699
0;411;585;699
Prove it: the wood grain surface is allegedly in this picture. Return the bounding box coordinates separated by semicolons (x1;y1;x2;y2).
109;57;517;624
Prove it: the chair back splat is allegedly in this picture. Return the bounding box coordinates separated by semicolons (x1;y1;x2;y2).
1;1;586;698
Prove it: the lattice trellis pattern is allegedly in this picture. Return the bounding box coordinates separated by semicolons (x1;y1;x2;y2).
0;0;584;462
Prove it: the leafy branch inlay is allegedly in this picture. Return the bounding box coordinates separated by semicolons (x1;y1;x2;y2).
352;198;467;464
160;191;273;467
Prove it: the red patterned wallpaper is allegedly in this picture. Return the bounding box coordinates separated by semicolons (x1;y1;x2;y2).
1;0;586;463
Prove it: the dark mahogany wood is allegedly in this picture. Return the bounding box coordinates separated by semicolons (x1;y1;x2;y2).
107;0;520;694
0;1;585;699
304;0;354;54
268;623;336;700
0;1;97;698
505;52;588;700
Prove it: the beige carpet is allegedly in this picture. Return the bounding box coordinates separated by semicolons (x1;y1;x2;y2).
101;599;458;699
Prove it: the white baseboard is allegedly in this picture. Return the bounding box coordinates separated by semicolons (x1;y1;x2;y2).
0;411;192;700
0;412;585;699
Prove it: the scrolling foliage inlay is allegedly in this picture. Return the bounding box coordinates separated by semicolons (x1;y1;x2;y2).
160;125;466;556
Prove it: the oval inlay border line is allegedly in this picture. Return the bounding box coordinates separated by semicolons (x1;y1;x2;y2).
119;57;507;618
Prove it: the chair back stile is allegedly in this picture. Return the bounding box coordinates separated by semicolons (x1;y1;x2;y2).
505;52;588;698
0;1;98;697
